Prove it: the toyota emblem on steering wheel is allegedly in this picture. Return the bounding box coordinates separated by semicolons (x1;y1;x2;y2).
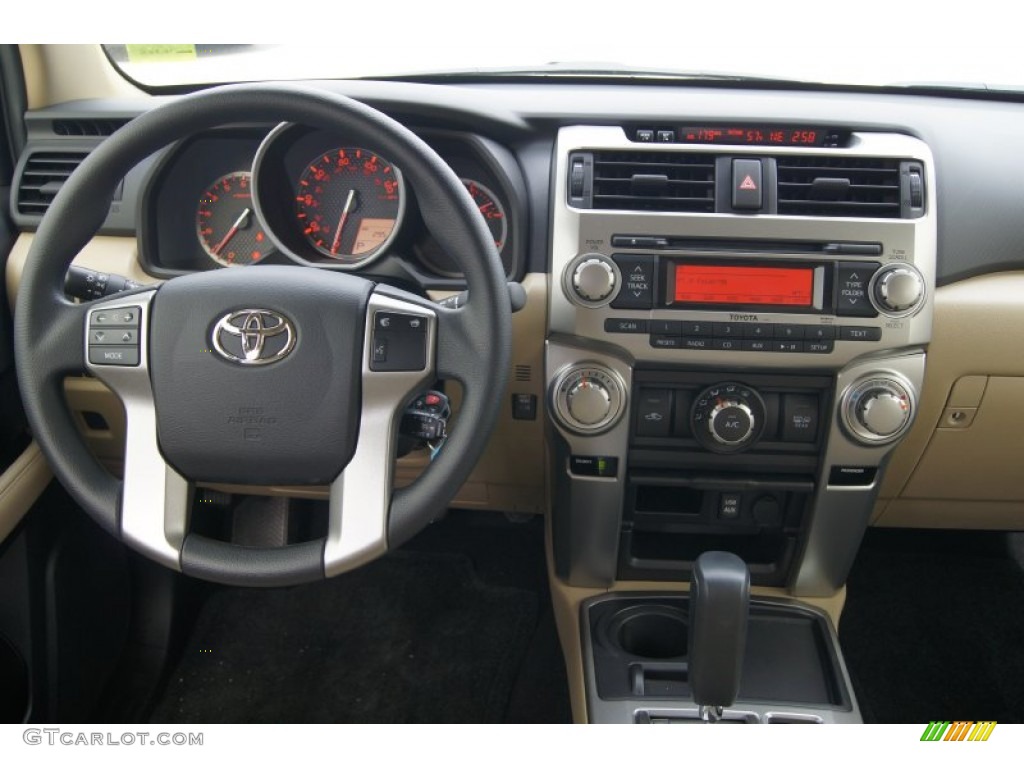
211;309;296;365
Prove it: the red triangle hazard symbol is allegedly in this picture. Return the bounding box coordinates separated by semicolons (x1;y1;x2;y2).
739;175;757;191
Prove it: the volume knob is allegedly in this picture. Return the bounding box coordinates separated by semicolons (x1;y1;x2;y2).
571;257;616;303
873;266;924;315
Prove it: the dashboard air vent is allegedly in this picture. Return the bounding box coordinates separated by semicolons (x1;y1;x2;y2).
52;118;129;137
592;150;715;212
776;156;902;218
16;150;89;216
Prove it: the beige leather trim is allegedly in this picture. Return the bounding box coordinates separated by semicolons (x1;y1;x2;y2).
19;44;143;109
0;442;53;545
877;272;1024;528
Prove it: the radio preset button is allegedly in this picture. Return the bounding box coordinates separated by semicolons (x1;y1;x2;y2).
805;326;835;340
745;323;773;339
610;254;655;309
713;322;746;337
774;324;805;340
650;319;681;335
680;321;712;336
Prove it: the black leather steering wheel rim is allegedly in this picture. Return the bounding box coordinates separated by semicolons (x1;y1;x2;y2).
14;83;512;585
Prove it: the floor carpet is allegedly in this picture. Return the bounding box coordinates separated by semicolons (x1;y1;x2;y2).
840;529;1024;724
150;547;540;723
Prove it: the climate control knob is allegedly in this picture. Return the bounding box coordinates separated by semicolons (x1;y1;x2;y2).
841;376;915;445
570;256;617;303
873;266;924;315
551;364;627;435
691;382;766;453
708;400;755;446
567;378;612;425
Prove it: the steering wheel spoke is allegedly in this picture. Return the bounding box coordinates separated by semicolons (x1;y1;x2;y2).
324;290;437;576
84;290;191;569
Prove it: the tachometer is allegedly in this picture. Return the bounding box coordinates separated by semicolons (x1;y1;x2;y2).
294;147;404;263
196;172;274;267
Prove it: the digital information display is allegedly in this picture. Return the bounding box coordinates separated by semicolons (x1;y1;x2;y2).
679;127;827;146
673;264;814;307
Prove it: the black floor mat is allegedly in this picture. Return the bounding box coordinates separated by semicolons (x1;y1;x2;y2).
149;549;539;723
840;529;1024;724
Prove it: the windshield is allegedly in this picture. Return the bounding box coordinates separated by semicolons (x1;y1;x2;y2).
104;12;1018;91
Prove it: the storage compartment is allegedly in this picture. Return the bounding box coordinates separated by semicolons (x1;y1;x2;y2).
619;473;811;585
588;595;850;708
0;635;29;723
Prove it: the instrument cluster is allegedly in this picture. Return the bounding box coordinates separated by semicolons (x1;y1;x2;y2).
139;125;523;284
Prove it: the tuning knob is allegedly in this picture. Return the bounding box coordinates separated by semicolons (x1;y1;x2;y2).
570;256;617;303
842;376;915;445
872;266;924;315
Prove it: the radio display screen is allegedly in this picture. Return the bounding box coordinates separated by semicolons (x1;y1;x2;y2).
672;264;814;307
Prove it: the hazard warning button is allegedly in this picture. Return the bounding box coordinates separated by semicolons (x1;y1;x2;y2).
732;158;763;210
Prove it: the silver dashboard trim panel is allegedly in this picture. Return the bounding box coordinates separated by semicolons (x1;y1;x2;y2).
549;126;937;372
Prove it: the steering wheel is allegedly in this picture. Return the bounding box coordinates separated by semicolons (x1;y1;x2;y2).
13;84;512;587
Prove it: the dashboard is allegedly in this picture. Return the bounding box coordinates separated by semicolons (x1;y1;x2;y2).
10;69;1024;724
8;79;1024;581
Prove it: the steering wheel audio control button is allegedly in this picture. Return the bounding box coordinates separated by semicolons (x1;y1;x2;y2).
90;306;142;327
88;346;140;366
370;311;429;372
88;305;142;366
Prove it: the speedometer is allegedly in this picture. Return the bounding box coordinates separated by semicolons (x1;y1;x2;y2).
294;147;404;263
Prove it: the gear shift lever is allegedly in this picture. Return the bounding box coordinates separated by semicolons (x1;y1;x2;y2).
688;551;750;722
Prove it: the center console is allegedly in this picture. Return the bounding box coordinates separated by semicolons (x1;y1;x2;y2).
545;125;935;722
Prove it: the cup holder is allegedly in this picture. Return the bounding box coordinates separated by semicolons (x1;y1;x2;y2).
609;605;689;660
0;635;29;723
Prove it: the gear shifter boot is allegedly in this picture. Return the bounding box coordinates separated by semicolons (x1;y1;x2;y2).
688;551;750;720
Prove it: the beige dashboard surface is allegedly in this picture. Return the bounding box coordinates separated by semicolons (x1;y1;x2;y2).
874;272;1024;529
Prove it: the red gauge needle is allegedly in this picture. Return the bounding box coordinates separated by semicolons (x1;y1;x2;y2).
330;189;356;256
211;207;251;256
